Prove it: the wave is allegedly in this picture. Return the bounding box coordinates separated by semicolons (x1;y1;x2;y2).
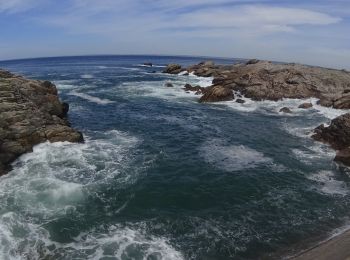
307;170;348;196
0;130;146;259
68;90;114;104
81;74;94;79
199;139;274;172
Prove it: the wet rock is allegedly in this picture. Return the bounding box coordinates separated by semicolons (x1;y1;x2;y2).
312;113;350;166
199;86;234;103
279;107;292;113
0;69;83;176
183;84;203;94
143;62;153;67
165;83;174;88
163;64;182;74
236;99;245;104
298;102;313;109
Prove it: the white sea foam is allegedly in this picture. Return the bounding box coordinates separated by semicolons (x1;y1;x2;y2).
307;171;348;196
199;139;273;172
292;144;335;165
0;130;144;259
68;90;114;104
81;74;94;79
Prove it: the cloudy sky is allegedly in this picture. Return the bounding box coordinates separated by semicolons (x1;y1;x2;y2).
0;0;349;68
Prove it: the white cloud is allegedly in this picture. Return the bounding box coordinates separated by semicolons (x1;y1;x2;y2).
0;0;38;13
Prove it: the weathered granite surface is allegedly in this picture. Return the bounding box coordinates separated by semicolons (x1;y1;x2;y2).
0;69;83;175
164;60;350;105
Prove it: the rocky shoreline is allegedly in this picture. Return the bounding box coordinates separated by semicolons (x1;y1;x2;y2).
164;60;350;166
0;69;83;176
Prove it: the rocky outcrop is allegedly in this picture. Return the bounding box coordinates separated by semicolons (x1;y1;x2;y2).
280;107;292;113
199;85;234;103
163;64;183;74
298;102;313;109
163;60;350;107
312;113;350;165
0;69;83;176
183;84;205;95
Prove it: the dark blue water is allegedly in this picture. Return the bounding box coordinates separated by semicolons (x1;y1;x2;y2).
1;55;350;259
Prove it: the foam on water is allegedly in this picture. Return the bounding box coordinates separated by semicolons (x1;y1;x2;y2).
81;74;94;79
0;130;144;259
68;90;114;104
307;171;349;196
199;139;273;172
292;144;336;165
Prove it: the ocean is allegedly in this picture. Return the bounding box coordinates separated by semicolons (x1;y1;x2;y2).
0;55;350;259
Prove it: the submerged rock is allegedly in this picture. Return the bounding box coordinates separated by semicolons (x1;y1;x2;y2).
143;62;153;67
0;69;83;176
236;98;245;104
165;83;174;88
199;86;234;103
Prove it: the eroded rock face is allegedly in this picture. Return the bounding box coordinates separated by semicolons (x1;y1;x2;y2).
163;64;183;74
199;85;234;103
312;113;350;166
0;69;83;176
164;60;350;107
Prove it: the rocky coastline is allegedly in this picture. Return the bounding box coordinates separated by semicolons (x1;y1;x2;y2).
164;60;350;166
0;69;83;176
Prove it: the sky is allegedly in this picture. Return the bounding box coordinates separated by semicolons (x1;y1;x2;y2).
0;0;349;69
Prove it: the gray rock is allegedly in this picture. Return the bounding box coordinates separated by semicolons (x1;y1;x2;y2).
298;102;313;109
0;69;83;176
279;107;292;113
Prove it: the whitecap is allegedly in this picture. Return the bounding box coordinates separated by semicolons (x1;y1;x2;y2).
199;139;273;172
68;90;114;104
81;74;94;79
307;170;348;196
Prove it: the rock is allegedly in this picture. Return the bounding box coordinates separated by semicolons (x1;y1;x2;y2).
312;113;350;166
236;99;245;104
0;69;84;176
246;59;260;65
183;84;203;92
165;83;174;88
163;64;182;74
280;107;292;113
333;95;350;109
199;86;234;103
201;61;215;66
143;62;153;67
298;102;313;109
312;113;350;150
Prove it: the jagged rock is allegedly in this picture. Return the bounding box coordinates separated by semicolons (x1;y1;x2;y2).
246;59;260;65
183;84;203;94
165;83;174;88
0;69;83;176
167;61;350;106
199;86;234;103
333;95;350;109
236;99;245;104
280;107;292;113
143;62;153;67
312;113;350;166
163;64;182;74
298;102;313;109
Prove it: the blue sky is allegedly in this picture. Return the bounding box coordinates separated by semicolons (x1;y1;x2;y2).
0;0;349;69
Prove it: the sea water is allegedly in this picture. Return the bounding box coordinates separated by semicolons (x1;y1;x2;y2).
1;55;350;259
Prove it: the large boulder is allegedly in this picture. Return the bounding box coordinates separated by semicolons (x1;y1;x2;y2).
312;113;350;166
279;107;292;113
199;86;234;103
163;64;182;74
298;102;313;109
0;69;83;176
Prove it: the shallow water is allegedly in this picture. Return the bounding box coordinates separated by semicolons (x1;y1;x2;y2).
1;55;350;259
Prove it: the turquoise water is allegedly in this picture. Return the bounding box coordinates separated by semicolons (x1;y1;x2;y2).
0;56;350;259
